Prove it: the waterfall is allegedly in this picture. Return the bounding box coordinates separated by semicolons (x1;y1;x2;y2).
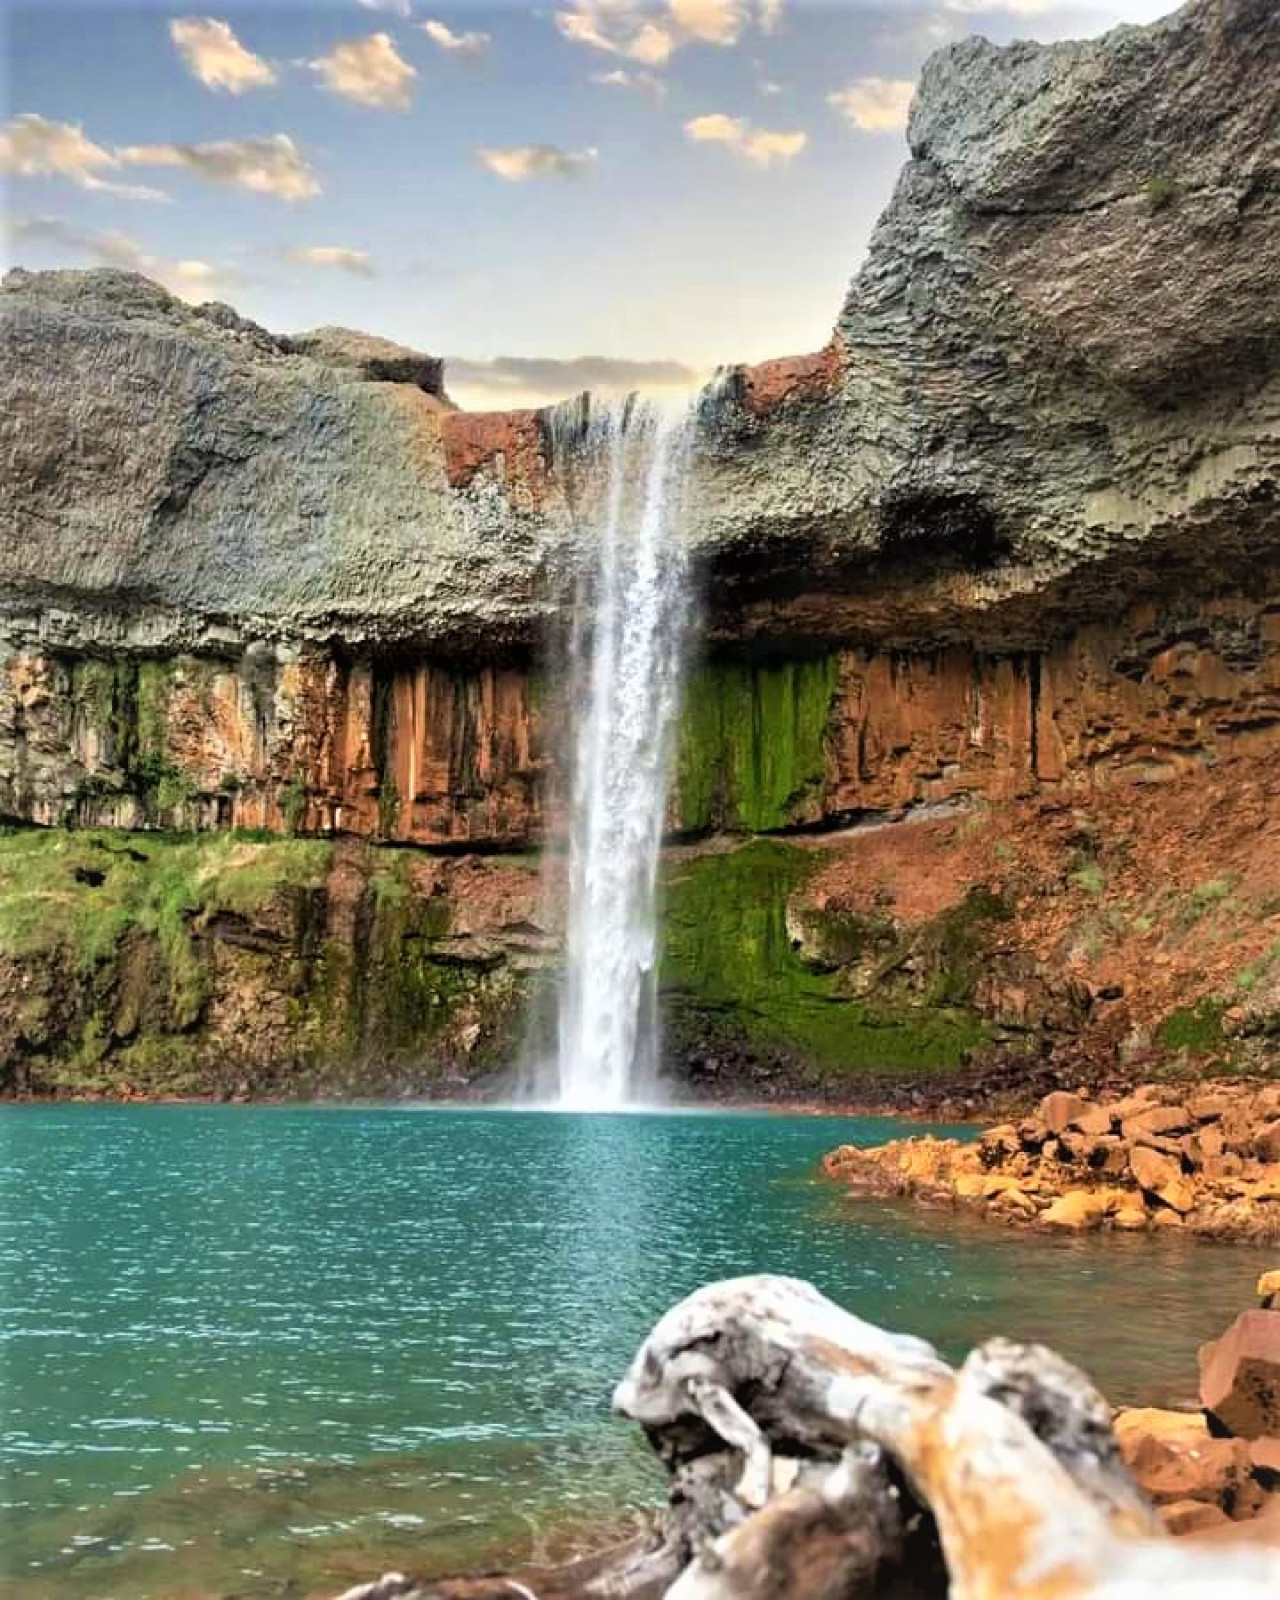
542;396;695;1110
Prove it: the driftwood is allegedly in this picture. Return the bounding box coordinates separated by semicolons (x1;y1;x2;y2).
338;1275;1280;1600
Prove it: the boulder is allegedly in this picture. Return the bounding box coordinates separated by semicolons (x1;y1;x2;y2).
1072;1102;1114;1137
1113;1200;1151;1231
1114;1407;1252;1507
1130;1145;1196;1213
1083;1134;1130;1178
977;1123;1019;1166
1041;1189;1110;1230
1160;1499;1232;1535
1199;1310;1280;1438
1256;1086;1280;1120
1039;1090;1088;1134
1250;1437;1280;1483
1185;1490;1280;1546
990;1186;1039;1219
1253;1121;1280;1164
1123;1106;1193;1142
1188;1090;1239;1123
1222;1107;1260;1156
1184;1127;1226;1169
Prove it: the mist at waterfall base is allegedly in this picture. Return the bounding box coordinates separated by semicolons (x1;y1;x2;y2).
528;395;698;1111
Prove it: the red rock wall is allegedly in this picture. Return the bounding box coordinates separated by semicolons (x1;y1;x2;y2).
4;592;1280;845
821;596;1280;814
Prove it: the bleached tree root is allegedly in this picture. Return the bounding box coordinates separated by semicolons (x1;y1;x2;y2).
339;1275;1280;1600
615;1275;1280;1599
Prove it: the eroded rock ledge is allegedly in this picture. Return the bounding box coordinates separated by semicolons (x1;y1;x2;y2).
2;0;1278;851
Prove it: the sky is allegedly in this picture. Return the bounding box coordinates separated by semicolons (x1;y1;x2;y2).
2;0;1178;409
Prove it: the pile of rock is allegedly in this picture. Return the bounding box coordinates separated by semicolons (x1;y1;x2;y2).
824;1081;1280;1241
1115;1272;1280;1539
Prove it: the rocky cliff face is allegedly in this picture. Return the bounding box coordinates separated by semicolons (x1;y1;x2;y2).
2;0;1279;1095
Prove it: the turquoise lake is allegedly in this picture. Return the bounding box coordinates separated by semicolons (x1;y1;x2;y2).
2;1103;1275;1599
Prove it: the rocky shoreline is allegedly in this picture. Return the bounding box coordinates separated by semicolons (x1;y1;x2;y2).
825;1081;1280;1241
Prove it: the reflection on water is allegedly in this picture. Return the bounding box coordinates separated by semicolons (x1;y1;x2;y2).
0;1104;1272;1599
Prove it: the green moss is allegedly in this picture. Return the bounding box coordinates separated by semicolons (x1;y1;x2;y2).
0;826;332;998
0;827;530;1095
676;655;838;834
923;887;1013;1007
662;841;989;1077
1159;998;1226;1055
377;772;401;839
135;661;172;769
279;776;308;836
1070;859;1106;895
73;659;120;730
1146;174;1181;214
1238;940;1280;995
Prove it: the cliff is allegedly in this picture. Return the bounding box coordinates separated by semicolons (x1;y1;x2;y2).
2;0;1279;1097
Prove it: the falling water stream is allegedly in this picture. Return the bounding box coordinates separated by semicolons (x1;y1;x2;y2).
546;397;696;1108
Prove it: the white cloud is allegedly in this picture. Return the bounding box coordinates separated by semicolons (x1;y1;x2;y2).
477;143;599;181
119;133;320;200
10;214;241;301
941;0;1053;11
591;67;667;97
827;76;915;133
358;0;413;15
555;3;677;65
310;32;417;110
421;18;491;58
684;112;806;167
556;0;788;65
0;114;167;201
284;244;375;277
669;0;748;45
447;352;702;408
169;17;277;94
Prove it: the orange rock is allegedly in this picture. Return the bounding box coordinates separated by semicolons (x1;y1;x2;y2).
1161;1499;1233;1535
1114;1407;1252;1506
1123;1105;1193;1142
439;408;546;492
1199;1310;1280;1438
1249;1437;1280;1482
1188;1090;1240;1122
1130;1144;1196;1213
1039;1090;1088;1134
1253;1120;1280;1163
1041;1189;1110;1230
1259;1270;1280;1310
1073;1102;1114;1137
1184;1126;1226;1169
1081;1134;1130;1177
738;342;843;415
1184;1490;1280;1545
978;1124;1019;1165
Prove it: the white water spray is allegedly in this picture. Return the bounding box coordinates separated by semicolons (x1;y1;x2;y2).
543;396;696;1109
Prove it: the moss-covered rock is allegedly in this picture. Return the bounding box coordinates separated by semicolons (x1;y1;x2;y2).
676;656;838;834
661;840;990;1081
0;827;534;1098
